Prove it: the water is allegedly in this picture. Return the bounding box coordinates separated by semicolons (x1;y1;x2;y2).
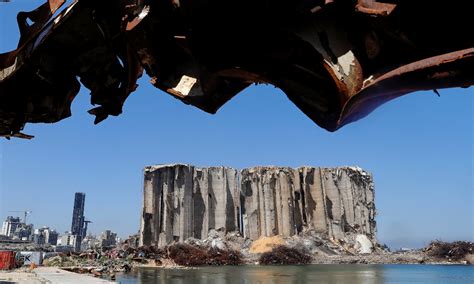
116;264;474;284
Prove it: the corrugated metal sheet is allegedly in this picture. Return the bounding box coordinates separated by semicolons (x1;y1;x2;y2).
0;251;16;270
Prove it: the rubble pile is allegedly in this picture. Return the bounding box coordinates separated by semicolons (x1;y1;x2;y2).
2;237;469;278
165;244;243;266
259;246;312;265
0;243;54;252
43;250;133;278
424;241;474;261
38;236;244;274
40;229;360;271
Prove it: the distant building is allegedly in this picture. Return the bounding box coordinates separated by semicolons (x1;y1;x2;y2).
33;227;58;245
100;230;117;248
8;222;34;241
16;224;34;241
44;228;58;245
71;192;85;236
81;234;100;251
70;192;86;252
1;216;21;238
55;245;75;253
83;220;92;239
60;232;80;249
124;234;140;248
33;229;45;245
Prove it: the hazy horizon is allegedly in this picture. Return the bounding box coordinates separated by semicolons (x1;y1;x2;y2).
1;0;472;250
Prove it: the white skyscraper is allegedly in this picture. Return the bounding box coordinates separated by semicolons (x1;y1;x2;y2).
1;216;21;237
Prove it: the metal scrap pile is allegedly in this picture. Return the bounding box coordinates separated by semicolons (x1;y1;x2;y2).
258;245;312;265
424;241;474;261
163;243;243;266
43;250;132;276
0;0;472;138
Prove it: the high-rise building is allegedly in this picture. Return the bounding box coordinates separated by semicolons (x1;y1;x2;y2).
70;192;86;251
1;216;21;238
99;230;117;248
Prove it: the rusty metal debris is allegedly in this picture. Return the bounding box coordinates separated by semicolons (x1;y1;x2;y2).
0;0;472;138
424;241;474;261
259;245;312;265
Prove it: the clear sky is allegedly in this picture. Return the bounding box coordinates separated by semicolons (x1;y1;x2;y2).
0;1;472;249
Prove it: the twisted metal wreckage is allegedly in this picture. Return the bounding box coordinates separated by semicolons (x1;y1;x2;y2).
0;0;472;138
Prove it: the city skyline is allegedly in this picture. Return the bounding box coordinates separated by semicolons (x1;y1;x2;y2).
0;192;119;240
0;211;119;250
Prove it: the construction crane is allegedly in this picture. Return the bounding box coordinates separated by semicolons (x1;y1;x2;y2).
8;210;32;224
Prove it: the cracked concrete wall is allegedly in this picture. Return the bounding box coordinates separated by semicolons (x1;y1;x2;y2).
140;164;376;247
140;164;240;247
241;167;299;240
299;167;376;240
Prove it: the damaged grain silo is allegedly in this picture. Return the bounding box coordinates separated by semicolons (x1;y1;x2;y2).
139;164;376;247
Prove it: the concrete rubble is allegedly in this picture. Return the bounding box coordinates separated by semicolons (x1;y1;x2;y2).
2;228;470;279
2;235;466;278
355;234;374;254
140;164;376;250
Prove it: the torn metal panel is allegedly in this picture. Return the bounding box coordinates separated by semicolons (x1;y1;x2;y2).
355;0;396;16
338;48;474;128
0;0;472;138
16;0;66;46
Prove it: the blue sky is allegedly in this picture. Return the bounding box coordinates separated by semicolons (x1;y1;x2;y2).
0;1;472;249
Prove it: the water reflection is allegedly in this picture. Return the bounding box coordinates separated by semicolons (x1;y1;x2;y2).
117;264;474;284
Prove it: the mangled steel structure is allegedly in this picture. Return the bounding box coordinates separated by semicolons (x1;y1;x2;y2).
0;0;473;138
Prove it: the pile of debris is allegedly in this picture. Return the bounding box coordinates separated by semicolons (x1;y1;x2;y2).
424;241;474;261
259;246;312;265
4;237;472;276
43;251;132;278
163;244;242;266
40;239;243;274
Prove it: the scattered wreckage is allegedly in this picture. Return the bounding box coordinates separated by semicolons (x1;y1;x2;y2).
0;0;472;138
